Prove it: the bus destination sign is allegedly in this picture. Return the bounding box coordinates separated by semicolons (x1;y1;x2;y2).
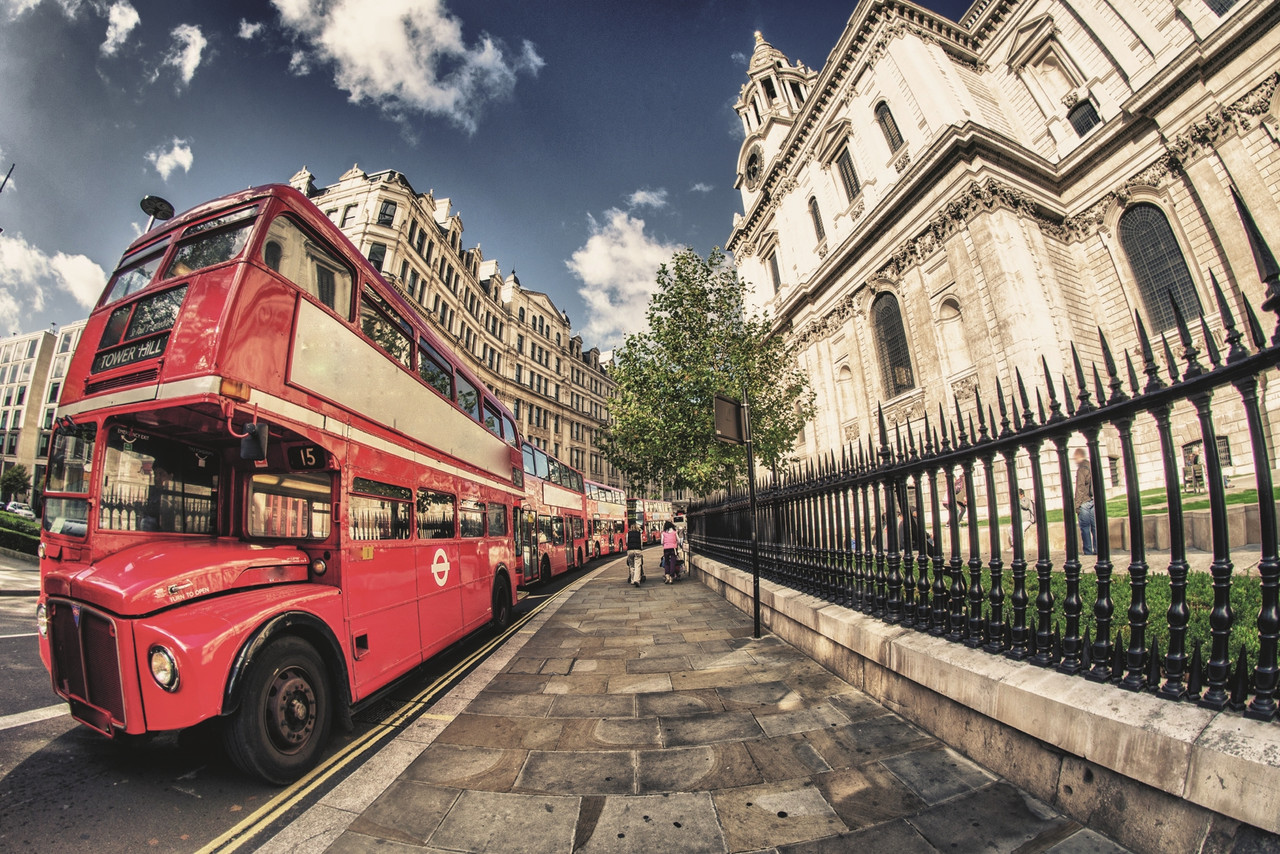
92;332;170;374
287;444;327;470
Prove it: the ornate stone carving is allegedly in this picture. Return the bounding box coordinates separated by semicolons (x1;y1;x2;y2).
817;242;829;259
1166;72;1279;164
843;422;860;441
738;241;757;259
893;151;912;173
951;373;979;403
883;396;925;430
1061;91;1079;109
776;176;799;197
1048;153;1181;242
849;198;866;221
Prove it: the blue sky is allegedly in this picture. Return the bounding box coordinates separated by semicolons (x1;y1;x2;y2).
0;0;970;349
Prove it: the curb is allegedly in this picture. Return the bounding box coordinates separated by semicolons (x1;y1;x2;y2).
0;589;38;597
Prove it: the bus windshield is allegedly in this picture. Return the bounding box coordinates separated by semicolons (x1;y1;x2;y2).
157;206;257;283
98;425;218;534
43;425;98;538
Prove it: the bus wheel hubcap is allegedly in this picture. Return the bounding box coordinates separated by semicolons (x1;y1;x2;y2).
267;668;316;749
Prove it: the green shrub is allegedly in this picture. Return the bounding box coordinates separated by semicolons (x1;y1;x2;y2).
0;511;41;536
0;527;39;555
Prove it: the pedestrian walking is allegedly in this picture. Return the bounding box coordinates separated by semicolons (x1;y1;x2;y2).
661;520;681;583
1074;448;1096;555
944;472;968;523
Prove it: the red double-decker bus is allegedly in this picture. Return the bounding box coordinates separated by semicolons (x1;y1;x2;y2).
627;497;673;545
35;184;524;783
585;479;626;558
517;442;587;584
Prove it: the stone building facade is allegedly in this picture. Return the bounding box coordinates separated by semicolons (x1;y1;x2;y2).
728;0;1280;490
289;166;624;489
0;319;87;499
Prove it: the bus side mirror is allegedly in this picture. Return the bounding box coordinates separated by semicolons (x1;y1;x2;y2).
240;423;269;461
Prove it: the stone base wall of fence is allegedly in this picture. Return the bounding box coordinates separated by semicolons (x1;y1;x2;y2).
689;552;1280;854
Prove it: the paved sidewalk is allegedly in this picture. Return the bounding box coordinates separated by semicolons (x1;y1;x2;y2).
303;550;1127;854
0;551;38;596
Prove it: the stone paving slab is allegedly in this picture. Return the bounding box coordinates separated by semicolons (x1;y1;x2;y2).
275;550;1132;853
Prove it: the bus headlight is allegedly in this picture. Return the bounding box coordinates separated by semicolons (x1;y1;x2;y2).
309;557;327;576
38;542;46;560
35;603;47;638
149;646;179;692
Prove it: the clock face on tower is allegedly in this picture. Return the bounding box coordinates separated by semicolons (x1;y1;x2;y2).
744;147;762;190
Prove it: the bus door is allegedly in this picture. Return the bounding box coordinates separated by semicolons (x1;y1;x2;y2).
345;478;421;693
414;488;464;660
553;515;568;570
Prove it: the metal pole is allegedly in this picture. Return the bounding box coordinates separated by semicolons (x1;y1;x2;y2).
743;385;761;638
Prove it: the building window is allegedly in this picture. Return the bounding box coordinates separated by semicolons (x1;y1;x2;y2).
767;252;782;294
1068;100;1101;137
837;149;861;202
367;243;387;272
1201;0;1238;14
872;292;915;398
376;200;397;227
808;197;825;243
875;102;904;152
1217;435;1232;467
1118;204;1202;333
340;204;358;227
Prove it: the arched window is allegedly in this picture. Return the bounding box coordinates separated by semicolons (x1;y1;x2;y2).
808;196;826;243
873;293;915;397
937;296;973;374
836;364;855;416
876;102;904;152
1067;100;1101;137
1118;203;1203;333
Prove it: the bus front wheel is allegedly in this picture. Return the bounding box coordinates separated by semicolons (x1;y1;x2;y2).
223;636;332;785
492;575;513;629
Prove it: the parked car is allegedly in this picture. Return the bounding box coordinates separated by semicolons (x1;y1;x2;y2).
5;501;35;519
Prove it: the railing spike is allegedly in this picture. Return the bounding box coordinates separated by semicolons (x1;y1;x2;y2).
1036;387;1047;423
1097;327;1127;404
895;423;904;463
1040;355;1064;422
1062;373;1077;417
1209;270;1248;363
1243;296;1268;351
975;386;990;442
1125;350;1141;397
1199;315;1222;369
1134;312;1165;393
954;397;969;448
1230;186;1280;341
939;404;953;452
1092;363;1107;407
1011;393;1025;431
908;423;919;460
1016;367;1035;427
987;404;997;442
923;409;934;456
996;376;1012;437
949;420;958;451
1168;290;1204;378
1160;334;1182;384
1070;343;1094;412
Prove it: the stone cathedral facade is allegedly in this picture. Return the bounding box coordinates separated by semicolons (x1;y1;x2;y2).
729;0;1280;486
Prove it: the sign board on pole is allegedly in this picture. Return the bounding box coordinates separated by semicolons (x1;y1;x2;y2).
713;395;744;445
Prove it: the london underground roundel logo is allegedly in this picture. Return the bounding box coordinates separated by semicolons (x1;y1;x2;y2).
432;548;450;587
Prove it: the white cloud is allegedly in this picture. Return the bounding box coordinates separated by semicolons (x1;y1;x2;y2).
163;23;207;86
690;182;713;193
237;18;262;39
272;0;544;134
731;50;748;66
567;209;680;347
0;233;106;322
99;1;138;55
627;188;668;209
146;138;193;180
288;49;310;75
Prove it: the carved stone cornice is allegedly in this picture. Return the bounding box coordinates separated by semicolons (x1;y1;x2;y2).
1165;72;1279;164
1048;153;1181;242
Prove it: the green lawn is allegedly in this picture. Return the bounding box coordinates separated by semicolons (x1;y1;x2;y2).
888;565;1265;670
990;486;1280;527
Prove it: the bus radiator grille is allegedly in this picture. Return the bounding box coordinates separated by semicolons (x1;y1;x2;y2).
50;602;126;726
85;367;160;395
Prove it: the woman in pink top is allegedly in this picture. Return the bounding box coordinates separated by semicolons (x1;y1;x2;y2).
661;521;681;583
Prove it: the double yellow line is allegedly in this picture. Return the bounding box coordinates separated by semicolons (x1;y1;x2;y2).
196;587;568;854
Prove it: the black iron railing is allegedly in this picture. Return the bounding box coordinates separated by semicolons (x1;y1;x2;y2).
690;200;1280;721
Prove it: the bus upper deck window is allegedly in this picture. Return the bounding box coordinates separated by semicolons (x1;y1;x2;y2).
163;207;258;281
483;401;502;438
261;216;352;316
457;375;480;421
104;247;168;305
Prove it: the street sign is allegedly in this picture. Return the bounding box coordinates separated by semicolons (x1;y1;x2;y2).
713;395;744;444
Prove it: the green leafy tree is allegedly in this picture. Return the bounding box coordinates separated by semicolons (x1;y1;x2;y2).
1;464;31;503
600;248;813;494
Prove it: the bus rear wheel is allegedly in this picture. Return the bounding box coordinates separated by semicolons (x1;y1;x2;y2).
223;636;332;785
492;575;513;629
